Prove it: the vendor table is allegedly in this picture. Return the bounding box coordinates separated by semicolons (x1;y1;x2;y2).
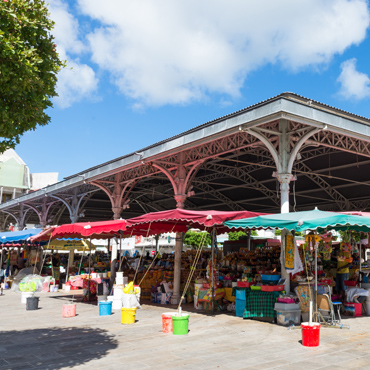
243;290;280;320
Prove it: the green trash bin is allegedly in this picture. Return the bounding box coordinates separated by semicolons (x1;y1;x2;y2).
172;314;189;335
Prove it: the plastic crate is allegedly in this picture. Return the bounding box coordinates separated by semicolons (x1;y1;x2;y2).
277;297;295;304
251;285;261;291
275;310;301;326
235;299;246;317
343;302;362;317
261;285;284;292
274;302;300;311
237;281;252;288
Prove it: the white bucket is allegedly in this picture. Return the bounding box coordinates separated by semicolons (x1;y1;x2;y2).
116;272;124;278
91;273;97;278
64;285;71;291
194;295;202;310
102;272;108;278
194;283;203;297
21;291;34;304
116;277;124;285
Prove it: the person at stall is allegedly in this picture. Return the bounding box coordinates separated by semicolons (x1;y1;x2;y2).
336;246;351;299
51;253;61;283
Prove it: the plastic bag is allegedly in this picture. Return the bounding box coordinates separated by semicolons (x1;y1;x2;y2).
18;275;44;292
122;292;141;308
123;281;134;294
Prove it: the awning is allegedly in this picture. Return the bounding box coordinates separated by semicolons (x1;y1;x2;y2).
0;229;43;244
125;209;267;236
224;208;370;232
50;220;128;239
29;226;57;242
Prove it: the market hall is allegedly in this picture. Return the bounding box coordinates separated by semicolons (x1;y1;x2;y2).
1;92;370;342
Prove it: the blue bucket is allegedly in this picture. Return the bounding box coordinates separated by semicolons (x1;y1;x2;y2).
99;301;112;316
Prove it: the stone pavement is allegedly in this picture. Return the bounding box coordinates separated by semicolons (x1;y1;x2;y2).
1;291;370;370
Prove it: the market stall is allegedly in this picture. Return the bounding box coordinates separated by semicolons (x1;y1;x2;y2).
225;208;370;326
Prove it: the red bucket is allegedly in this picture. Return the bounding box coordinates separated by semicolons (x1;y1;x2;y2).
162;312;175;333
301;322;320;347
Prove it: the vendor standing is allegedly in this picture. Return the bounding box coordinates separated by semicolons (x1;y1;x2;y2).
336;245;352;298
52;253;61;283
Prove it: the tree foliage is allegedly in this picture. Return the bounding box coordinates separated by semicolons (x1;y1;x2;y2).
0;0;65;152
184;230;212;248
228;230;257;241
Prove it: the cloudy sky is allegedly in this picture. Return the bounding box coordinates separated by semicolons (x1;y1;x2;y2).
16;0;370;179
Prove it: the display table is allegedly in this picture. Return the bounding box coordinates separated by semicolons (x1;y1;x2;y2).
243;290;279;320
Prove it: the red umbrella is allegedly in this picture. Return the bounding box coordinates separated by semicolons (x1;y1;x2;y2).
50;219;128;239
29;226;57;242
125;208;268;235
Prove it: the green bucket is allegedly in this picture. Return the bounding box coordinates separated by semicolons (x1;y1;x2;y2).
172;314;189;335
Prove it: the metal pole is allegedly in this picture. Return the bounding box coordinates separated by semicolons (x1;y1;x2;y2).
211;227;215;315
88;238;91;301
315;240;318;321
155;234;160;253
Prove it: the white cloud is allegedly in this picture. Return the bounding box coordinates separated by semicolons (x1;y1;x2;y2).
48;0;99;108
337;58;370;100
54;61;99;108
54;0;370;107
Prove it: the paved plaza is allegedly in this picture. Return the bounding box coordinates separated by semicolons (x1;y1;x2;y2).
1;291;370;370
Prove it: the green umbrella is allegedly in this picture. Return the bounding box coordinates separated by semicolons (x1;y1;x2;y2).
225;208;370;233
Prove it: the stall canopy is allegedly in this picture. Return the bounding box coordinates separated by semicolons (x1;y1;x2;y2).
29;226;56;242
0;229;43;244
33;209;267;241
125;209;267;236
49;220;128;240
224;208;370;232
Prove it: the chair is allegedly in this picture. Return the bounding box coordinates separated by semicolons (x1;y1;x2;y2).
317;293;342;326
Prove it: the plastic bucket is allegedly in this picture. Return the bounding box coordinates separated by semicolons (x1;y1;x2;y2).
21;292;34;304
162;312;175;333
99;301;112;316
301;322;320;347
121;307;136;324
172;314;189;335
26;296;39;311
62;304;76;318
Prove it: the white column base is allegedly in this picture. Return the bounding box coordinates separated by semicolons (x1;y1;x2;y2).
171;294;180;305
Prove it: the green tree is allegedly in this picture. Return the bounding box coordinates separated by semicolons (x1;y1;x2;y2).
228;230;257;240
184;230;212;248
0;0;65;152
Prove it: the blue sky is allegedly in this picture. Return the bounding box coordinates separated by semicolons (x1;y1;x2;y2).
15;0;370;180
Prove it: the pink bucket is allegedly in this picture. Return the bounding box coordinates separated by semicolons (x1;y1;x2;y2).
62;304;76;318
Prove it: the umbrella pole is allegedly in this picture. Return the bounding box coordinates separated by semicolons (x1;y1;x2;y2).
314;238;318;321
211;226;215;315
0;248;3;284
88;238;92;302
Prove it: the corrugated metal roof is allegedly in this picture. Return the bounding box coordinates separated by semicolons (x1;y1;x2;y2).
65;92;370;180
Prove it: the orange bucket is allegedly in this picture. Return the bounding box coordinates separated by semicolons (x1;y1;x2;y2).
162;312;175;333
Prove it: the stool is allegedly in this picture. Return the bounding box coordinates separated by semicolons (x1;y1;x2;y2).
332;301;342;325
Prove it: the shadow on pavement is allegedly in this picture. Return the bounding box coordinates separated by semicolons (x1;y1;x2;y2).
0;326;118;370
